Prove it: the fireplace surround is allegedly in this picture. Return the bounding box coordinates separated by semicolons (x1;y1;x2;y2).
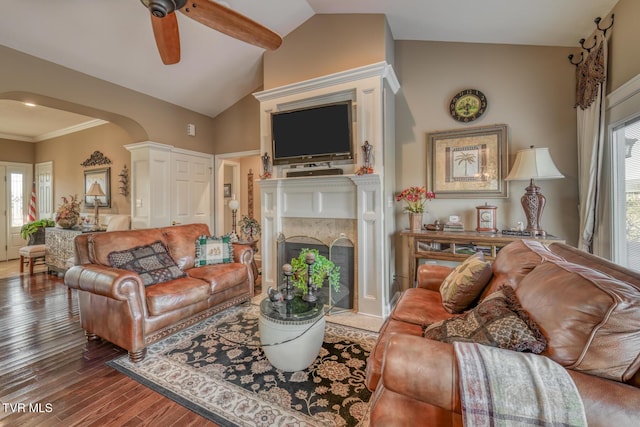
255;62;400;318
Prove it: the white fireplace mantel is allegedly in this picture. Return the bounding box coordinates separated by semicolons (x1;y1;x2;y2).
254;62;399;318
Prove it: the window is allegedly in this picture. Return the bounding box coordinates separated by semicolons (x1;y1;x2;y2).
612;117;640;272
10;172;24;227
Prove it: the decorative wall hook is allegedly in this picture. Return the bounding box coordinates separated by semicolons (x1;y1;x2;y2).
568;15;614;67
568;52;584;66
579;35;598;52
595;14;614;35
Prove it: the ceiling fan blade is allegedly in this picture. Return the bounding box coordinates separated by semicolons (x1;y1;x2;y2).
179;1;282;50
151;12;181;65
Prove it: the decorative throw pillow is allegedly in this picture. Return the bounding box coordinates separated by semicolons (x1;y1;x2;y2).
107;241;186;286
425;286;547;354
194;234;234;267
440;252;493;313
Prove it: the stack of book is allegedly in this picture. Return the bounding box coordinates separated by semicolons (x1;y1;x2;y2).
443;221;464;232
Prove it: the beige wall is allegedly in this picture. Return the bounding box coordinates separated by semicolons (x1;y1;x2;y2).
607;0;640;94
211;91;261;154
0;45;216;151
35;123;132;215
264;14;389;90
394;41;578;244
0;138;34;163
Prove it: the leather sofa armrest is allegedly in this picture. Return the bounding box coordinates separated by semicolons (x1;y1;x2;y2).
381;334;640;426
233;244;254;266
64;264;146;303
380;333;461;413
417;264;453;291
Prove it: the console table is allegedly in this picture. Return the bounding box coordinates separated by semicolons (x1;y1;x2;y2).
401;230;565;287
45;227;103;275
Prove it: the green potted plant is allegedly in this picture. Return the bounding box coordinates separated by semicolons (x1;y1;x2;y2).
238;215;261;242
290;248;341;295
20;218;55;244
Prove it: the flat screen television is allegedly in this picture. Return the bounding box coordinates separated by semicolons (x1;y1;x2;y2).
271;101;353;166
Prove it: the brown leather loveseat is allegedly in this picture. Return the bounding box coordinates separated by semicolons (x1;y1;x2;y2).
65;223;254;362
366;240;640;426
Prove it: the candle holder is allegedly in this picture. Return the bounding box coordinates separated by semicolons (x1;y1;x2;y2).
302;251;317;302
282;263;295;301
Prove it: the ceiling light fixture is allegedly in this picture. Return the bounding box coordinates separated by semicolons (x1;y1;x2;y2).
23;102;37;107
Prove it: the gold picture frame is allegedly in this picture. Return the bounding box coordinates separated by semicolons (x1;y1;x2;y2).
427;124;508;198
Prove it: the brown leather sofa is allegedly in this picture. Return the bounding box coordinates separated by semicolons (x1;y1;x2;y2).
65;223;254;362
366;240;640;427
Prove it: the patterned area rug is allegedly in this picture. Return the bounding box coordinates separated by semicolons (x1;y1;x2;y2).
107;302;378;426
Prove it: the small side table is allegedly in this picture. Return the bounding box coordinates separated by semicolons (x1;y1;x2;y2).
258;296;325;372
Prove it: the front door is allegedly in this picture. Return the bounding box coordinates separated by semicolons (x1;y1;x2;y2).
2;163;31;259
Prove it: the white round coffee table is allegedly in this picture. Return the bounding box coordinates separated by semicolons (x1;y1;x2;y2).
258;296;325;372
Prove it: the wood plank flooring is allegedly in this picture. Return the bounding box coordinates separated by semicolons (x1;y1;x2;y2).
0;263;218;426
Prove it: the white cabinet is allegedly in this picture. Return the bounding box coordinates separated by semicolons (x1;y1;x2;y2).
125;142;213;229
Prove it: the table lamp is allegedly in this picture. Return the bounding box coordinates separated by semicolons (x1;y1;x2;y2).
505;146;564;236
228;195;240;240
86;181;106;230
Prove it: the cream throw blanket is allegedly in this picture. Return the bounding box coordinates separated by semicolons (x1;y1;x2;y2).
454;342;587;427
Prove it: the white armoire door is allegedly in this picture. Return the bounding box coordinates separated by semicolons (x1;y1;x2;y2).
171;151;213;228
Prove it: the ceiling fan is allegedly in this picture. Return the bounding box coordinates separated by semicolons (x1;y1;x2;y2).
140;0;282;65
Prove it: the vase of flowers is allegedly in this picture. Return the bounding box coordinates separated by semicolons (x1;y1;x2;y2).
396;186;435;231
55;194;81;229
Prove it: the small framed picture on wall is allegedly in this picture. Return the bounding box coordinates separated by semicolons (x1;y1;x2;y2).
224;183;232;198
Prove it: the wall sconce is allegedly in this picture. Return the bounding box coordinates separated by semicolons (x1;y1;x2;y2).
86;181;106;230
505;146;564;236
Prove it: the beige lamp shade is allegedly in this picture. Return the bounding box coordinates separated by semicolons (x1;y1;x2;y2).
505;147;564;181
505;146;563;236
87;181;106;197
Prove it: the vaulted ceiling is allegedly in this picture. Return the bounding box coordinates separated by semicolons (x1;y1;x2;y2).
0;0;618;141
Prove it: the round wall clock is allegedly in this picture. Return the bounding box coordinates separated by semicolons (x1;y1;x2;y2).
450;89;488;122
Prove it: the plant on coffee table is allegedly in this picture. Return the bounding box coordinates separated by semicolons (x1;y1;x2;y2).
290;248;341;293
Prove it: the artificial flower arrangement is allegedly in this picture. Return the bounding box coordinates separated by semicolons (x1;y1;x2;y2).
396;186;435;213
55;194;81;228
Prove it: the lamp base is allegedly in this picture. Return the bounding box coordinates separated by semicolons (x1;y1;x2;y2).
521;178;546;236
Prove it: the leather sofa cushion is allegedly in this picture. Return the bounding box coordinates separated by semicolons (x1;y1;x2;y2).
88;229;167;266
480;240;565;298
516;260;640;382
145;277;212;316
188;263;249;294
391;288;455;327
162;223;211;271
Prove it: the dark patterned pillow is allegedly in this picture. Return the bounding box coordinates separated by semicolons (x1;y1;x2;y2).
424;285;547;353
194;234;234;267
107;241;186;286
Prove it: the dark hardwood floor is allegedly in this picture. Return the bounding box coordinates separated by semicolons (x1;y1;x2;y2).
0;265;219;426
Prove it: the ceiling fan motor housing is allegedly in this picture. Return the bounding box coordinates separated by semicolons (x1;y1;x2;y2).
141;0;187;17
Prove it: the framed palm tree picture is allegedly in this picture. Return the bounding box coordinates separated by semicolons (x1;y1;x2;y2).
427;124;508;198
